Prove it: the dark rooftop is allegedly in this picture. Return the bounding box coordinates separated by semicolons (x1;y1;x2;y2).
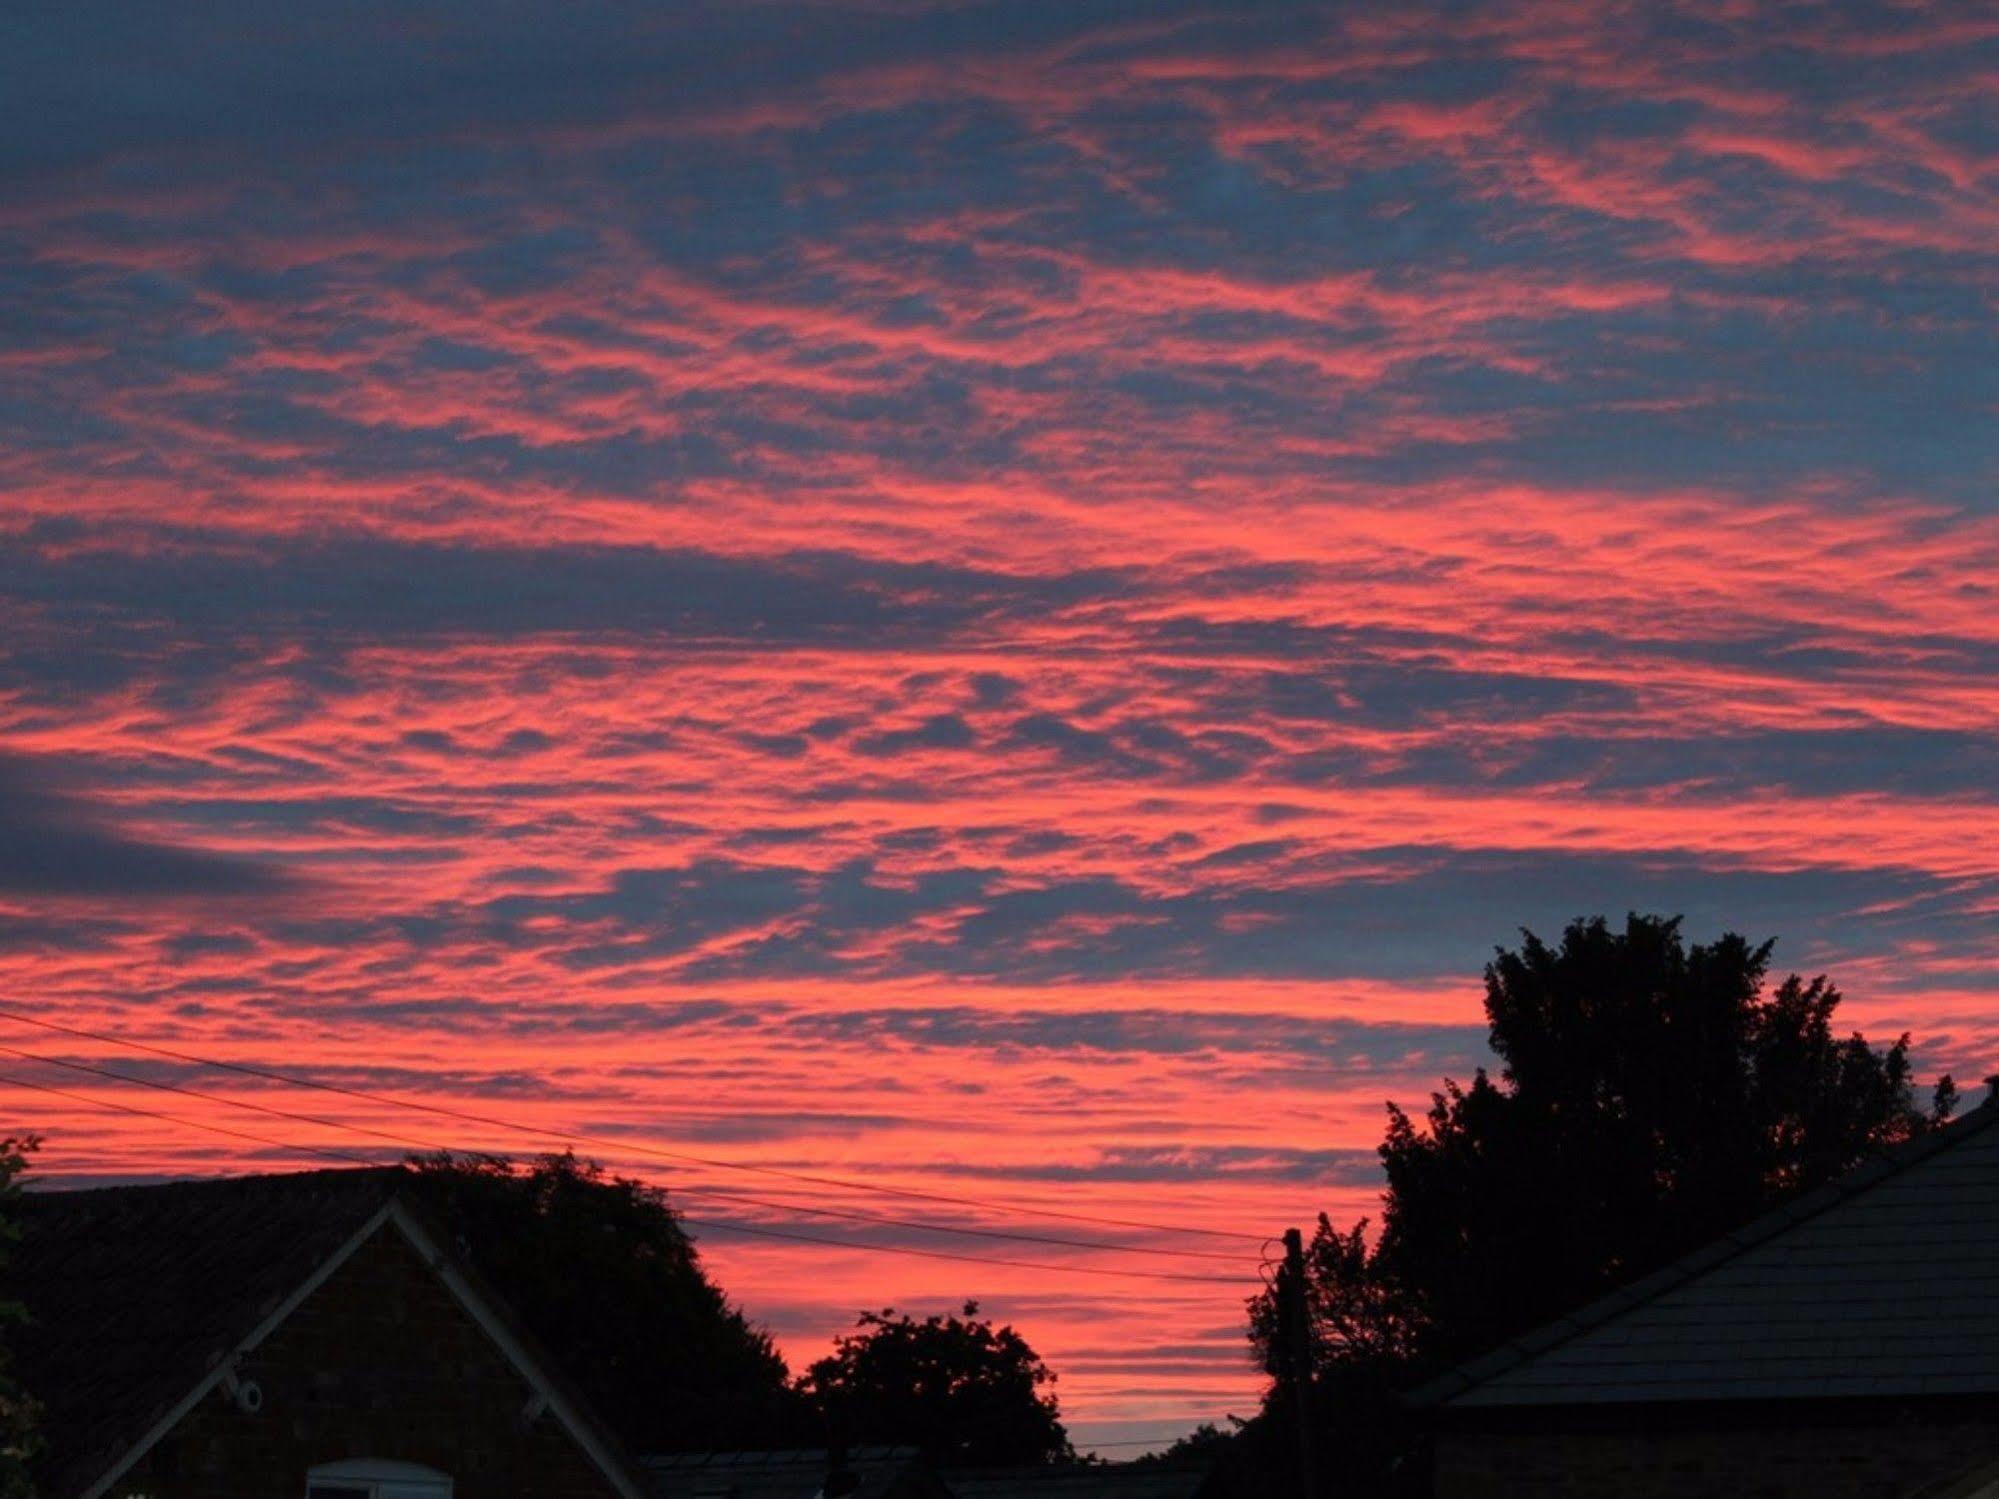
1413;1094;1999;1410
7;1167;405;1496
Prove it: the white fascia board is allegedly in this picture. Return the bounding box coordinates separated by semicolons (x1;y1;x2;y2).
78;1202;397;1499
384;1200;649;1499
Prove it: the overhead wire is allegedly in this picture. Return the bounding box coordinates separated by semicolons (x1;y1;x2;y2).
0;1069;387;1169
658;1217;1246;1284
0;1060;1247;1287
0;1005;1267;1246
0;1040;1249;1265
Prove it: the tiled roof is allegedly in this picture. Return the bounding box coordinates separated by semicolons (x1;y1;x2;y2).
1411;1095;1999;1410
9;1167;405;1496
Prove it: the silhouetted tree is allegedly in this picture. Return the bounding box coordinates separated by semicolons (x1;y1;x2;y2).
1132;1419;1258;1488
0;1136;40;1499
1241;913;1955;1496
799;1302;1072;1466
406;1151;810;1452
1138;1421;1243;1464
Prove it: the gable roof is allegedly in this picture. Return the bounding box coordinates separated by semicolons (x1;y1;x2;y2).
1410;1092;1999;1411
8;1167;647;1499
13;1167;403;1494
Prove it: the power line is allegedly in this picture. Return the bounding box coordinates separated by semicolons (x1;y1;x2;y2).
0;1006;1266;1245
0;1066;1246;1287
0;1042;456;1154
660;1214;1244;1285
669;1180;1250;1263
0;1041;1250;1266
0;1070;388;1169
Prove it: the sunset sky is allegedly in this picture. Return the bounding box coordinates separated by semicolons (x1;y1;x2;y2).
3;0;1996;1453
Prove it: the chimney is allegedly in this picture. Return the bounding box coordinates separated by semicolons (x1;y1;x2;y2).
1984;1075;1999;1108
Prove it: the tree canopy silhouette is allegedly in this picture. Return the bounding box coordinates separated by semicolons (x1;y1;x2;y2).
405;1151;809;1452
1243;913;1955;1495
799;1302;1072;1466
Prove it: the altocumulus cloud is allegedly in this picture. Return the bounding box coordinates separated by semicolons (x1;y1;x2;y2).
0;756;295;899
1;0;1994;1437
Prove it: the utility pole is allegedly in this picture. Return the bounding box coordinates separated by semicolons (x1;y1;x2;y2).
1281;1225;1320;1499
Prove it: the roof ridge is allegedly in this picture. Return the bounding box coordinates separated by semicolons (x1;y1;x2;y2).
1404;1096;1999;1409
22;1163;406;1198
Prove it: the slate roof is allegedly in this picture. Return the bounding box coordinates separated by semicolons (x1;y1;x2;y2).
642;1446;946;1499
8;1166;406;1497
1412;1091;1999;1410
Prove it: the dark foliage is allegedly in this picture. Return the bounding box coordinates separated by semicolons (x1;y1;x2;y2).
1133;1418;1267;1491
1238;913;1955;1497
799;1302;1071;1466
0;1137;38;1499
1139;1421;1242;1464
405;1151;811;1453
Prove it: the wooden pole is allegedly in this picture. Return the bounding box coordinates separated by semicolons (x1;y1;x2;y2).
1282;1226;1320;1499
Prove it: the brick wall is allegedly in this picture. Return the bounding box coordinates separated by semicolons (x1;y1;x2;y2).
104;1221;625;1499
1434;1413;1999;1499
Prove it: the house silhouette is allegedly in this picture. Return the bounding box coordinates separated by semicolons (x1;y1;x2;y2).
1413;1080;1999;1496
